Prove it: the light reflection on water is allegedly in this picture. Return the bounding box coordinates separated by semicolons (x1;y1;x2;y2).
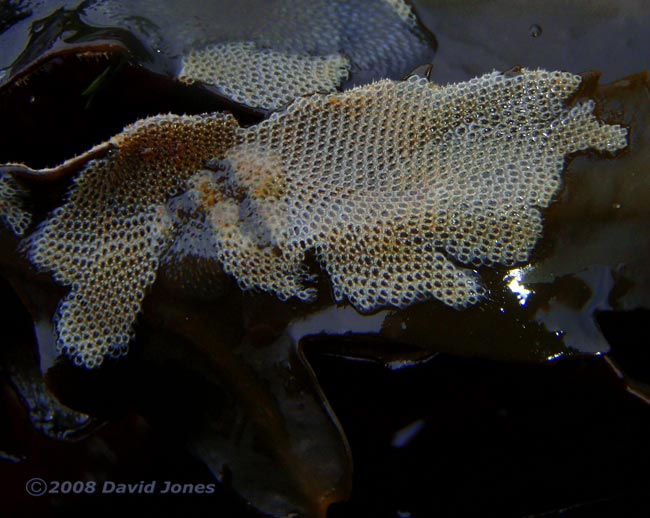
505;267;533;306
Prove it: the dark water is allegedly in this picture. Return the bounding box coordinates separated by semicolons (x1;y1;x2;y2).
1;1;650;517
415;0;650;84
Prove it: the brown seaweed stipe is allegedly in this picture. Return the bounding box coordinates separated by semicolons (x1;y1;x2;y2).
187;69;627;312
6;69;627;368
24;113;239;368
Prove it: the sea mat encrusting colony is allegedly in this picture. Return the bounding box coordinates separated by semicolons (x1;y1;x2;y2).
24;113;239;368
181;69;627;313
180;42;351;112
0;172;31;236
177;0;434;110
0;0;435;112
3;69;627;368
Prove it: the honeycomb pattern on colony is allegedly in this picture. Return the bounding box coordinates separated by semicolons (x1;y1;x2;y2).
180;42;350;111
382;0;417;25
176;0;434;111
17;68;627;368
159;174;233;299
0;172;31;236
168;169;318;303
25;113;238;368
187;69;627;312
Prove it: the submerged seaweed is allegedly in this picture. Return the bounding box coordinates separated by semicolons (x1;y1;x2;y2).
0;0;436;112
0;2;649;518
1;70;628;370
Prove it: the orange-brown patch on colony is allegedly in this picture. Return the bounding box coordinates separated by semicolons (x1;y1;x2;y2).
26;113;238;368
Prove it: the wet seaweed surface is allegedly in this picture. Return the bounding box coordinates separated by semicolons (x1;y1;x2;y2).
1;1;650;517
